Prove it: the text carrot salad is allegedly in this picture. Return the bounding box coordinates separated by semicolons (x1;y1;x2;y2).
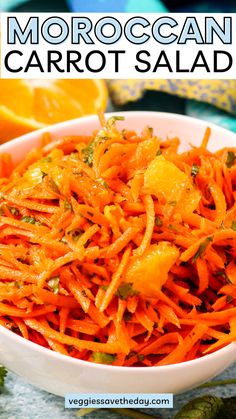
0;116;235;366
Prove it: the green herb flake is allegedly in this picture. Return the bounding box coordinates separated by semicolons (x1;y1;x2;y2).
92;352;116;365
0;366;7;387
220;221;226;230
226;295;233;303
192;236;213;263
41;156;52;163
8;206;19;216
100;285;108;291
47;276;60;294
64;199;72;211
82;141;95;167
231;221;236;231
156;149;162;156
96;178;109;189
21;216;41;226
155;216;163;227
107;116;125;128
69;152;79;160
191;164;200;177
115;282;139;300
168;224;178;232
137;354;145;361
226;151;236;168
168;200;177;206
68;345;74;353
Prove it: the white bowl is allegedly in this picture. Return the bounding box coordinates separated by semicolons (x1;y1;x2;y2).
0;112;235;396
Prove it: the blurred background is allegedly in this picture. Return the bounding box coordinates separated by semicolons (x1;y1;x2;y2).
1;0;236;12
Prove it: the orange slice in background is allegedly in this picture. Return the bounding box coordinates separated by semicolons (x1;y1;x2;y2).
0;79;108;143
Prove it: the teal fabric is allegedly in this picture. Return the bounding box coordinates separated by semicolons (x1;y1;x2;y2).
0;0;26;10
187;100;236;133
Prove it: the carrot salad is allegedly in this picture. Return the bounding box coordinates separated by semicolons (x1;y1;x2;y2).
0;115;236;366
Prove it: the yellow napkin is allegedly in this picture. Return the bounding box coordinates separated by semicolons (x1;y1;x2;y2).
108;80;236;115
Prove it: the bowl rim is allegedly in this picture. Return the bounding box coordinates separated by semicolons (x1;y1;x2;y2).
1;324;235;372
1;110;236;372
0;110;236;154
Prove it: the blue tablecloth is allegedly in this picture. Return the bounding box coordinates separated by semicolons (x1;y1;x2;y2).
1;366;236;418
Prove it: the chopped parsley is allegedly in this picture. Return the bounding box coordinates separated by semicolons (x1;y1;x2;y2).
231;221;236;231
96;178;109;189
8;206;19;216
191;164;200;177
155;216;163;227
47;276;59;294
82;140;95;167
168;200;177;206
64;199;72;211
41;156;52;163
82;116;124;167
92;352;116;365
116;282;139;300
107;116;125;128
156;148;162;156
21;216;41;226
192;237;213;263
168;224;178;232
226;151;236;168
226;295;233;303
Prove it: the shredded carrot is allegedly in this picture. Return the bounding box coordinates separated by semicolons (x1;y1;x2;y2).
0;118;235;366
100;247;131;312
133;195;155;257
201;126;211;149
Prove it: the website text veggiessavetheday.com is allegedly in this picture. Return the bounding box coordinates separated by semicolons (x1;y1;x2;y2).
0;13;235;79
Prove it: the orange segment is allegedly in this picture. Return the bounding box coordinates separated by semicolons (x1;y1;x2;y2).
0;106;44;144
55;80;108;115
0;80;34;118
33;85;84;124
0;79;108;142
